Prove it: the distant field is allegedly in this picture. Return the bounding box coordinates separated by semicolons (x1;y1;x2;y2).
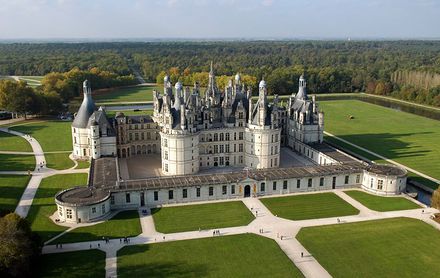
94;85;160;103
18;76;43;87
260;192;359;220
320;100;440;185
297;218;440;277
118;234;303;277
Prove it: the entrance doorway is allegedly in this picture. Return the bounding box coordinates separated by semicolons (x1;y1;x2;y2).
140;192;145;206
244;185;251;197
332;176;336;189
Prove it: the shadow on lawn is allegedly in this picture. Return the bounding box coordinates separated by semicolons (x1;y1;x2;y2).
329;131;433;160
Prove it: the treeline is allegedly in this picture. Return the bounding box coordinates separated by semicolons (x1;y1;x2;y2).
0;68;137;115
391;70;440;90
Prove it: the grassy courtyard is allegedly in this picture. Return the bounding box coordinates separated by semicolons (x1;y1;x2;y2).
151;201;254;233
0;153;35;171
297;217;440;277
94;85;159;104
260;192;359;221
44;152;75;170
344;190;420;211
0;175;30;215
320;100;440;183
37;249;105;278
53;210;141;244
26;173;88;242
118;234;303;277
0;130;32;151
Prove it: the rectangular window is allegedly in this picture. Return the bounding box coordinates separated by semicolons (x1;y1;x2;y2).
101;204;106;214
226;133;230;141
196;187;201;197
209;187;214;196
377;179;384;190
154;191;159;201
225;144;230;153
332;177;336;187
370;178;374;188
356;174;360;183
164;138;168;147
260;182;265;192
168;190;174;200
92;207;96;213
239;144;243;152
239;132;243;140
297;179;301;188
164;151;168;160
164;163;168;172
273;181;277;191
220;145;224;153
345;175;349;184
231;184;235;194
222;185;227;195
66;209;72;219
308;178;312;187
183;188;188;198
58;206;63;216
283;180;288;190
126;193;131;203
320;177;324;186
110;195;115;205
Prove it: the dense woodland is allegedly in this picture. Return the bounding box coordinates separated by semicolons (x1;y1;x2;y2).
1;41;440;107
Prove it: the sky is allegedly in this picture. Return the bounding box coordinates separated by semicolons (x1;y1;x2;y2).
0;0;439;40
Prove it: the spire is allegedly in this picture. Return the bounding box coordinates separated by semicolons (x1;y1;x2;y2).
296;74;307;100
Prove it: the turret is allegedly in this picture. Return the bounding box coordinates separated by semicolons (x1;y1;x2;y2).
296;74;307;100
258;79;268;126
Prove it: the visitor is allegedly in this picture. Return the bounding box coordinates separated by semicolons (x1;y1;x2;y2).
98;243;100;248
90;244;92;249
301;252;303;258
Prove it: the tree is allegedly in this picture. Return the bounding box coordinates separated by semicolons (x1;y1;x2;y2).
0;80;38;118
0;213;41;278
432;188;440;209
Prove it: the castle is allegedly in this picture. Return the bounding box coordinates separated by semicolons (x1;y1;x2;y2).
58;65;407;224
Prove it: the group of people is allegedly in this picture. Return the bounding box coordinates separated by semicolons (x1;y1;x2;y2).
55;243;63;249
120;237;130;244
212;230;221;236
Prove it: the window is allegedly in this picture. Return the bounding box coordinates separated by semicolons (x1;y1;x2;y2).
209;187;214;196
222;185;227;195
239;132;243;140
92;207;96;213
239;144;243;152
164;138;168;147
370;178;374;188
297;179;301;188
308;178;312;187
110;195;115;205
183;188;188;198
332;177;336;187
260;182;265;192
344;175;349;184
231;184;235;194
356;174;360;183
196;187;201;197
154;191;159;201
220;133;224;141
273;181;277;191
164;151;168;160
126;193;131;203
214;145;218;153
226;133;230;141
101;204;106;214
283;180;288;190
66;209;72;219
225;144;230;153
58;206;63;216
164;163;168;172
377;179;384;190
320;177;324;186
214;133;218;141
168;190;174;200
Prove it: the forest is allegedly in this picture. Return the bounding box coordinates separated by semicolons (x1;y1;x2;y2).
1;40;440;106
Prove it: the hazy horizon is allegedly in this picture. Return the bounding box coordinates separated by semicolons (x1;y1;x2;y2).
1;0;439;40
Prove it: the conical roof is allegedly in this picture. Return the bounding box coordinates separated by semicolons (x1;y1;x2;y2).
72;81;96;128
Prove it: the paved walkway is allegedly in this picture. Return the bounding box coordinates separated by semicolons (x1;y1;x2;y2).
324;131;440;184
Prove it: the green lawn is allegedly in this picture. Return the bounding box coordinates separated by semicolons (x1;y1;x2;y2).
37;249;105;278
260;192;359;221
75;160;90;169
10;120;72;151
94;85;159;103
0;175;30;215
0;130;32;151
151;201;254;233
297;217;440;277
26;174;88;242
118;234;303;278
53;210;141;244
45;152;75;170
320;100;440;183
0;153;35;171
344;190;420;211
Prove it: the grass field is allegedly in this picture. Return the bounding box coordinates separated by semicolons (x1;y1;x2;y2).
93;85;159;103
320;100;440;183
37;249;105;278
10;120;72;151
0;130;32;151
151;201;254;233
0;175;30;215
26;174;88;242
53;210;141;244
118;234;303;277
18;76;43;88
75;160;90;169
297;217;440;277
45;152;75;170
0;153;35;171
260;192;359;220
344;190;420;211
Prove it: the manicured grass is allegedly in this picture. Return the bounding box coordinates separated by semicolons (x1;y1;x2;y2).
0;175;30;215
0;153;35;171
75;160;90;169
45;152;75;170
10;120;72;151
37;249;105;278
26;174;88;242
297;217;440;277
320;100;440;182
151;201;255;233
94;85;159;103
105;109;153;118
53;210;141;244
344;190;420;211
260;192;359;220
118;234;303;278
0;130;32;151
